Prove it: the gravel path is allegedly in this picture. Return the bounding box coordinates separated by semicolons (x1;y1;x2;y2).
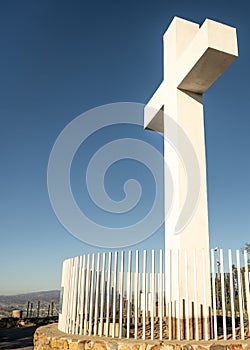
0;326;36;349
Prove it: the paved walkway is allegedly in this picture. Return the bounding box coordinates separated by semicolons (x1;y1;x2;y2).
0;326;36;349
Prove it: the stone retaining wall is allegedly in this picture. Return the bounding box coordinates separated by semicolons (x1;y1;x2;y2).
34;324;250;350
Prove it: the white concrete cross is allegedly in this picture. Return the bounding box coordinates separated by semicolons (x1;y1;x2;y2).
144;17;238;314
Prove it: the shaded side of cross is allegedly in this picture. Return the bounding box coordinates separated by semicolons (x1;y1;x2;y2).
145;17;238;132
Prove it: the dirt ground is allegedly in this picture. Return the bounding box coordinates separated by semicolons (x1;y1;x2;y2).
0;325;36;349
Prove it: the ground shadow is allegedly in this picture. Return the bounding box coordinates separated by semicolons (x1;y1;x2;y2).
0;325;36;349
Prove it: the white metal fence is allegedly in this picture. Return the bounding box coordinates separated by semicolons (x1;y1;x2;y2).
58;249;250;340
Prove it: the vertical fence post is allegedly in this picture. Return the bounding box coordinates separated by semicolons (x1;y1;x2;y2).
88;254;96;336
236;249;245;339
67;258;74;333
79;255;86;335
134;250;139;339
94;253;101;336
106;252;112;337
193;249;199;340
119;251;124;338
75;255;83;334
159;249;163;340
64;259;72;332
126;250;132;339
168;249;172;340
176;250;181;341
112;251;118;338
202;249;208;340
151;250;155;340
219;249;227;340
73;257;79;333
211;249;217;340
244;250;250;336
68;259;73;331
66;259;73;333
26;301;30;318
30;303;33;318
184;250;190;340
83;254;90;336
61;261;66;331
51;302;54;317
228;249;236;340
37;301;40;318
99;252;106;336
59;264;66;329
70;257;77;334
64;260;70;332
142;250;147;340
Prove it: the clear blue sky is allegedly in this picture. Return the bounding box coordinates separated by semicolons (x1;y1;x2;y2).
0;0;249;294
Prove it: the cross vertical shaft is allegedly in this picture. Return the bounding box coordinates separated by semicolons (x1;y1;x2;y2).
144;17;238;316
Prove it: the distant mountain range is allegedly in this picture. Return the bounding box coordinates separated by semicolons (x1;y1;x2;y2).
0;290;60;318
0;290;60;304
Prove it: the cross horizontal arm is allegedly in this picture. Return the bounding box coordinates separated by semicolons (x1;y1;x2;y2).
176;19;238;94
